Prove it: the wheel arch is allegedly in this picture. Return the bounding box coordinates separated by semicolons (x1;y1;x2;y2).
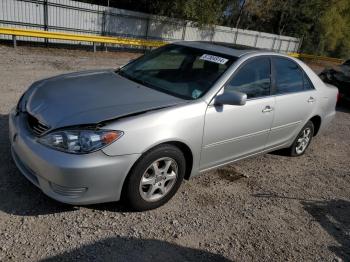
162;141;193;180
309;115;322;136
124;140;194;186
120;140;194;203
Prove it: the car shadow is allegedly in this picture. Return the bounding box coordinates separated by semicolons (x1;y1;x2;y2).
39;236;232;262
268;148;290;157
253;193;350;261
0;113;79;216
303;199;350;261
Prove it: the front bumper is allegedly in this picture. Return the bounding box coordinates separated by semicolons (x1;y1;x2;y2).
9;109;140;205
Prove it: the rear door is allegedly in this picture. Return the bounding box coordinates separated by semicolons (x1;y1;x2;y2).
200;57;275;170
266;57;317;149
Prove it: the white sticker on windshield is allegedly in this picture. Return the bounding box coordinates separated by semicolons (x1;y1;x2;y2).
192;89;202;99
200;54;228;64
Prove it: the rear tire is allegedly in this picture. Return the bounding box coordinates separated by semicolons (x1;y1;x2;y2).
122;144;186;211
287;121;314;157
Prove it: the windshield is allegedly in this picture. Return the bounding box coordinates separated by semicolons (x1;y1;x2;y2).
119;44;236;100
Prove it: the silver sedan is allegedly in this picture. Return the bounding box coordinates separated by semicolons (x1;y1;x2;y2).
9;41;338;210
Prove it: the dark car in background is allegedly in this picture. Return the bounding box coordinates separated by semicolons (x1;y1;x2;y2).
319;60;350;105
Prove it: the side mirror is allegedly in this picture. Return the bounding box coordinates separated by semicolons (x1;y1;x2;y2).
214;90;247;106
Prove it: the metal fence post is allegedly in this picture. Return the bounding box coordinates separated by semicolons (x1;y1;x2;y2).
297;36;304;52
145;17;150;39
233;29;238;44
12;35;16;48
144;16;151;52
181;21;187;40
254;33;259;47
271;37;276;50
43;0;49;46
106;0;110;54
278;39;282;52
101;9;107;52
210;29;215;42
286;39;291;53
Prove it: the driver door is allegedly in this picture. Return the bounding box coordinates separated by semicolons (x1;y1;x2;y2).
200;57;275;170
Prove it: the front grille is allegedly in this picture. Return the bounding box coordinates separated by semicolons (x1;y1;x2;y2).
27;114;50;136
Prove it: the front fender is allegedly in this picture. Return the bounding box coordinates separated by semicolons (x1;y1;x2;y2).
101;101;207;178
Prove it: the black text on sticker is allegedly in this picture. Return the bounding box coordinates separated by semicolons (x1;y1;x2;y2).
200;54;228;64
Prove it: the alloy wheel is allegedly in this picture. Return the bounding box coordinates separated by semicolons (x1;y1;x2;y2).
295;127;312;154
139;157;178;202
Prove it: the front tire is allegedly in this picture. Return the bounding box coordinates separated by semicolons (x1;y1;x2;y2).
287;121;314;157
122;144;186;211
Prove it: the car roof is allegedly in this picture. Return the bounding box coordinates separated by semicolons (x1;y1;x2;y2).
174;41;266;58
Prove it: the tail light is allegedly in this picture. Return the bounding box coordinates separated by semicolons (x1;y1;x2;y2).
337;90;340;103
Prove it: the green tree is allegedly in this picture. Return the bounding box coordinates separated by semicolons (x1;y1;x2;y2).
154;0;228;27
225;0;350;58
318;0;350;57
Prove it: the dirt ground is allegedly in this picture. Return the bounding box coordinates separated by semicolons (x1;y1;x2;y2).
0;45;349;262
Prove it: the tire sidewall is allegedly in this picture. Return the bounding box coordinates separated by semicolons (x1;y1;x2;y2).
123;145;186;211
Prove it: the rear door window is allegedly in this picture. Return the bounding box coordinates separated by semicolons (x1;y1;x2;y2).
273;57;304;94
303;74;314;90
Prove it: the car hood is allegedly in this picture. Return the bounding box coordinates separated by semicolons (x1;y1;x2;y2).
24;69;186;129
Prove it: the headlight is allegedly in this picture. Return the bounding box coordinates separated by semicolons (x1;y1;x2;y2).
38;129;123;154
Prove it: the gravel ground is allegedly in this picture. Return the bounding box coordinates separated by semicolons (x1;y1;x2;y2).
0;45;349;262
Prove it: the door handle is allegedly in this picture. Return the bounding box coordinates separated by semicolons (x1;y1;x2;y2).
262;105;273;113
307;97;315;103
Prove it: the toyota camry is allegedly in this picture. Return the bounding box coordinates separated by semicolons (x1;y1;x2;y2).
9;41;338;210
